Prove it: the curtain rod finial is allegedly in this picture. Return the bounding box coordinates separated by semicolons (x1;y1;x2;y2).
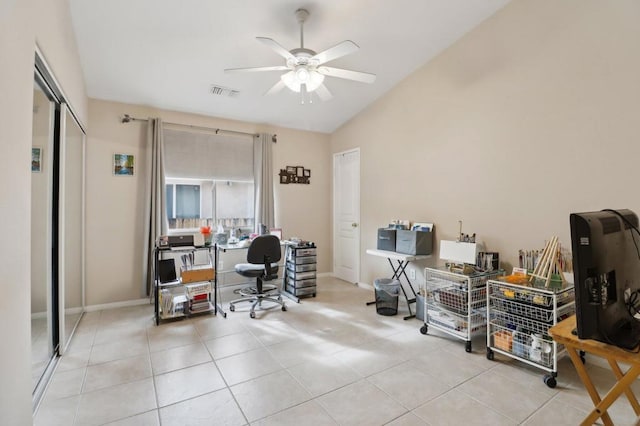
272;134;277;143
121;114;131;123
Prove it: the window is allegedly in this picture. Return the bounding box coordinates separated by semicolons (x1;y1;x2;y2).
166;178;254;233
162;128;255;233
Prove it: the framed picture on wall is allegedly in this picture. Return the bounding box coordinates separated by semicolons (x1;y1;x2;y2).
31;147;42;173
113;153;134;176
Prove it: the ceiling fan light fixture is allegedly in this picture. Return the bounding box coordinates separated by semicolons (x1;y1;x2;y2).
281;67;324;93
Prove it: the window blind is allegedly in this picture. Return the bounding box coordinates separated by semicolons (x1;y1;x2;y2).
163;128;254;180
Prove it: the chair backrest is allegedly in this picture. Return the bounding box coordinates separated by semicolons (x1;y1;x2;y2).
246;235;282;265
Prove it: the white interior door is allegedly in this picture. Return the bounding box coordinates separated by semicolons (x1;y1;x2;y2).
333;149;360;283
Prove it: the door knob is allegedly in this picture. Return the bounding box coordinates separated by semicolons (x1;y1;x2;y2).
351;223;358;228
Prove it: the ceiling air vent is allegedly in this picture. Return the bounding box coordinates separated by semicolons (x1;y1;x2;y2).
209;85;240;98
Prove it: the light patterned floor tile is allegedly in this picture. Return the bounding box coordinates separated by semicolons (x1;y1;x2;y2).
75;378;157;426
150;342;212;375
104;410;160;426
316;379;408;426
230;370;312;422
413;389;514;426
159;388;246;426
154;361;226;407
252;400;337;426
216;347;283;386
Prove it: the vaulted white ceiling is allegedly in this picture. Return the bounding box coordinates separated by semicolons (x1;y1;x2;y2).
70;0;510;133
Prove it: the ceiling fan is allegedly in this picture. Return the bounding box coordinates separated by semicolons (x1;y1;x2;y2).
224;8;376;103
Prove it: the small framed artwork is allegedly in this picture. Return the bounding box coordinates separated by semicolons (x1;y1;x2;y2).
296;166;304;177
303;169;310;177
269;228;283;240
286;166;296;174
31;147;42;173
113;153;134;176
411;222;434;232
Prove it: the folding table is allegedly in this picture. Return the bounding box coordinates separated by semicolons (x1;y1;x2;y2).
549;315;640;426
365;249;431;320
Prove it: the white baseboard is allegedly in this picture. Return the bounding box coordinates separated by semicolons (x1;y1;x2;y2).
31;311;47;320
84;298;150;312
356;281;374;291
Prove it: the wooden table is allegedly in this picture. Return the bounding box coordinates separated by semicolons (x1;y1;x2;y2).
548;315;640;425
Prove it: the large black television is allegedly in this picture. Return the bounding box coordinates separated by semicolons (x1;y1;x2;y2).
570;209;640;349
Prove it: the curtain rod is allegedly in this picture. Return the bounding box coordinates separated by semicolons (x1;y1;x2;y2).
121;114;277;142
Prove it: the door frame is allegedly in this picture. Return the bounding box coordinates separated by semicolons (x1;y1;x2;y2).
332;147;361;284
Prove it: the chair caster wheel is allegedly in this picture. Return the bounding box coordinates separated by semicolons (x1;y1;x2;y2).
250;311;256;319
229;305;235;312
543;375;557;388
282;305;287;311
420;325;428;335
465;341;472;353
487;349;494;360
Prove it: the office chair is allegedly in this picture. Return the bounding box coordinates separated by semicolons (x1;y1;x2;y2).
228;234;286;318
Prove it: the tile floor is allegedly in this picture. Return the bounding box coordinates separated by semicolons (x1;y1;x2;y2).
34;277;640;425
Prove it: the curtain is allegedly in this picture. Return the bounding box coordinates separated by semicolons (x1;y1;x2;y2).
143;118;168;295
254;133;275;232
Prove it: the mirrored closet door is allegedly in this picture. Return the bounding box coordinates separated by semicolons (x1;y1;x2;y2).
31;61;86;402
59;105;84;352
31;75;57;390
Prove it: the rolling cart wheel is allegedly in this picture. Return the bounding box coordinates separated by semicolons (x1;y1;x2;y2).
250;311;256;319
543;375;557;388
465;341;472;353
282;305;287;311
420;324;428;335
222;312;227;318
486;349;494;360
229;305;235;312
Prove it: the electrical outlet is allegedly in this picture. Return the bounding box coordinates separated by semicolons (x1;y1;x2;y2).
410;269;416;280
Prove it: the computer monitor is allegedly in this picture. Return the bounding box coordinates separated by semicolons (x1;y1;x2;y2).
570;209;640;349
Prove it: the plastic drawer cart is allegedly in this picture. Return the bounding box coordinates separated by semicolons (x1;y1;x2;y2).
420;267;503;352
486;279;575;388
284;243;317;299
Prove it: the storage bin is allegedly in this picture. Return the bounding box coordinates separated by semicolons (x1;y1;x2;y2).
493;330;514;352
395;230;433;255
377;229;396;251
374;278;400;316
287;263;316;273
180;265;215;283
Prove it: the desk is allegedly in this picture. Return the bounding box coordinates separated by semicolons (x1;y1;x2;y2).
548;315;640;425
365;249;431;320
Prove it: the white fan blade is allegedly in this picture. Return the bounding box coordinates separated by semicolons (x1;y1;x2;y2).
257;37;295;61
225;66;289;73
311;40;359;65
315;83;333;101
318;66;376;84
265;79;286;96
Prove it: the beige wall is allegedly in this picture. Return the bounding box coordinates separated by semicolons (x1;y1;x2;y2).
86;99;331;305
331;0;640;286
0;0;87;422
